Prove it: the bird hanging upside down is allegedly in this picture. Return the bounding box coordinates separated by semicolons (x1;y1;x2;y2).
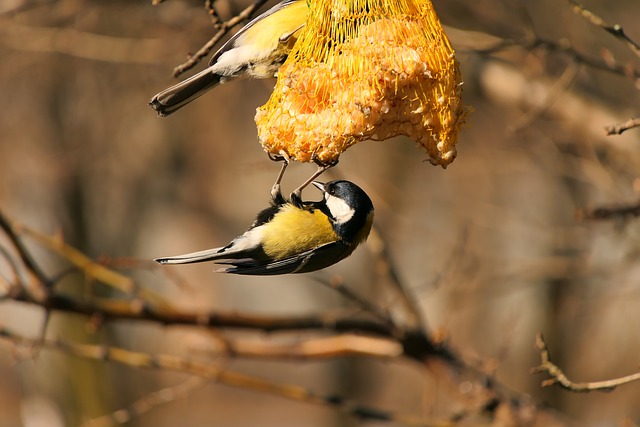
155;180;374;275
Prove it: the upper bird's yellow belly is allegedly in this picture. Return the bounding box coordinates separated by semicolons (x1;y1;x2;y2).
238;0;308;54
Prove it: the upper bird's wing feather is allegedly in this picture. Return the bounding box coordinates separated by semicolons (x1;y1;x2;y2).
208;0;302;66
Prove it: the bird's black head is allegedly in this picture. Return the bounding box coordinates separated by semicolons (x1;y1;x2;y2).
313;180;374;244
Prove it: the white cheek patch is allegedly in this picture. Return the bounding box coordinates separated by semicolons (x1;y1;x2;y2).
325;194;355;224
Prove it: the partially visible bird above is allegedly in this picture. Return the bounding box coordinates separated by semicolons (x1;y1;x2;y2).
155;180;374;275
149;0;308;116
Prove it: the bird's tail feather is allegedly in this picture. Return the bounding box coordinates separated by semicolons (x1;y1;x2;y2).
149;68;221;117
155;246;226;265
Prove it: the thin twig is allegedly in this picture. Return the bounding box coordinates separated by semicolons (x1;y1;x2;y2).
222;334;403;359
532;333;640;392
469;36;640;84
509;61;579;133
576;200;640;221
0;211;50;300
82;376;207;427
99;256;195;293
12;288;399;338
565;0;640;58
604;117;640;135
313;275;396;328
14;221;169;307
0;245;21;297
171;0;270;77
367;227;424;329
205;0;222;26
18;225;137;295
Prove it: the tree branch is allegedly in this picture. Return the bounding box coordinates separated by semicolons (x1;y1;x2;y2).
168;0;270;77
0;324;448;427
81;376;207;427
471;36;640;83
0;209;565;425
576;200;640;221
532;333;640;392
604;117;640;135
220;334;403;360
565;0;640;58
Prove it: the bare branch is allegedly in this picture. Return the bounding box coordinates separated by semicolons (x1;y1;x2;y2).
14;220;170;305
0;325;449;427
509;61;579;133
565;0;640;58
170;0;270;77
367;227;424;328
463;34;640;86
0;211;50;301
0;245;21;297
13;288;399;337
312;275;396;327
0;213;563;424
222;334;403;360
82;376;207;427
605;117;640;135
19;224;136;294
205;0;223;26
1;209;450;364
576;200;640;221
532;333;640;392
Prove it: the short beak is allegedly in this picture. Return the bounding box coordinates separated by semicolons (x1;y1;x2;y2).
312;181;326;192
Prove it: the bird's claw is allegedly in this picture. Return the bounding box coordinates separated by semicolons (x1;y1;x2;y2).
310;152;339;169
268;152;285;163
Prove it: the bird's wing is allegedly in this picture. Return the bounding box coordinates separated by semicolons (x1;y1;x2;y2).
208;0;303;66
218;241;354;275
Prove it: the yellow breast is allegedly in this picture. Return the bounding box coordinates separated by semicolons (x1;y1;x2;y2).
261;204;338;259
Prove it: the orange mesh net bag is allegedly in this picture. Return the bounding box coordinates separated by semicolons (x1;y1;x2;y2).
255;0;466;167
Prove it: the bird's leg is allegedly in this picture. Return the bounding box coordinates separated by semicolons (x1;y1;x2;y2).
290;154;339;207
269;151;290;204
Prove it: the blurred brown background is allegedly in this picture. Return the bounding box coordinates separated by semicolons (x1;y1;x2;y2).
1;0;640;426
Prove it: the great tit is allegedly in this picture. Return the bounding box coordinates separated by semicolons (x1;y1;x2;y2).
155;180;374;275
149;0;307;116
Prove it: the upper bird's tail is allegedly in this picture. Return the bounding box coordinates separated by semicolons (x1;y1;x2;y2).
155;246;227;265
149;68;222;117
